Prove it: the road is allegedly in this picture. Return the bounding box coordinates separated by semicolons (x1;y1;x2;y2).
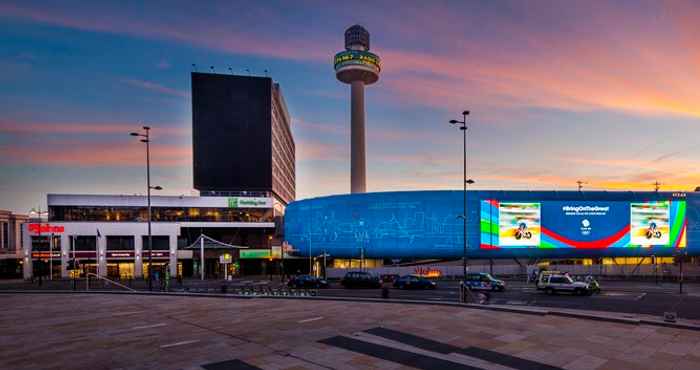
4;277;700;320
314;280;700;320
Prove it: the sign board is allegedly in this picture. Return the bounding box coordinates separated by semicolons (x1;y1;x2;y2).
240;249;272;259
219;253;232;264
334;50;381;72
28;224;65;234
227;197;272;208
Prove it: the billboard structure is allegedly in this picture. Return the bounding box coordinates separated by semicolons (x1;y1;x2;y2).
284;190;695;259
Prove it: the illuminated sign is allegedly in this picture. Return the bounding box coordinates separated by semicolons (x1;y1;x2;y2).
106;251;135;258
28;224;65;234
219;253;232;264
414;267;442;278
31;252;61;259
240;249;272;259
227;197;271;208
334;50;381;71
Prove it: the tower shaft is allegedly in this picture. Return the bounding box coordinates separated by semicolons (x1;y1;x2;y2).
351;80;366;193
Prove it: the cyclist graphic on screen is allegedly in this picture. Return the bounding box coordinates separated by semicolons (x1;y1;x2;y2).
645;221;662;239
515;222;533;240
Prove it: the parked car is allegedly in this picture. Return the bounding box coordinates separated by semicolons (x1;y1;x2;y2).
537;273;592;295
287;275;329;289
380;274;400;283
393;275;437;289
341;271;382;289
463;273;506;292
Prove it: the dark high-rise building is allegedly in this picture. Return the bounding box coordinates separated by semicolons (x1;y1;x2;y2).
192;72;295;204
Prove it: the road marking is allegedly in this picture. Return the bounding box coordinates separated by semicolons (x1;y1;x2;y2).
635;293;647;301
298;316;324;323
112;310;145;317
132;323;166;330
160;339;200;348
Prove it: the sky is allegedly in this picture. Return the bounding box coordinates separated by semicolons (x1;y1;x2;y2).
1;0;699;213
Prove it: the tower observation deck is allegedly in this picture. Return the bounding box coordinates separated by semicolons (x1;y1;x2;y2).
334;25;381;193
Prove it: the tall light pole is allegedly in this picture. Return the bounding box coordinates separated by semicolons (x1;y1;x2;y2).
130;126;162;291
449;111;474;286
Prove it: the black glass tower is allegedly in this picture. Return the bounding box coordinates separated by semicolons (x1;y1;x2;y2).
191;72;295;204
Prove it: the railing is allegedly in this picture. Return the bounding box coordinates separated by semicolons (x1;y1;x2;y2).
85;273;136;292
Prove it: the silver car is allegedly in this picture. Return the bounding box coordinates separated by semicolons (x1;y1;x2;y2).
537;273;592;295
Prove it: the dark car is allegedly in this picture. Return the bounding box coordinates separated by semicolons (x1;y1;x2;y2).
393;275;437;290
463;273;506;292
341;271;382;289
380;274;400;283
287;275;329;289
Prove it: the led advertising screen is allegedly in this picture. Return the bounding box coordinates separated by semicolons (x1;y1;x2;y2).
481;199;686;250
498;203;541;247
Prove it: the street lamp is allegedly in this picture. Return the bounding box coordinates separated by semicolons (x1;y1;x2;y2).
130;126;162;291
449;111;474;290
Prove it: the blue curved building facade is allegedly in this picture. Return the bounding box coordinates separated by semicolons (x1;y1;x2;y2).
284;190;699;259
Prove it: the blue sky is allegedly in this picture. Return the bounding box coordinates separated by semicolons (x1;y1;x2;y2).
1;1;699;213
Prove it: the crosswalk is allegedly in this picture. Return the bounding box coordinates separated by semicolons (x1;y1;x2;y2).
319;326;563;370
200;326;565;370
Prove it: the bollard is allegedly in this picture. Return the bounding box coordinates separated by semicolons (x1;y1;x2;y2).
220;284;228;294
381;287;389;299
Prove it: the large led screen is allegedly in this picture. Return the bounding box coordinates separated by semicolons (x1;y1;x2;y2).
481;199;686;249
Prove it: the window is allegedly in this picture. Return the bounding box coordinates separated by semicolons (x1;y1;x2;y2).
107;236;135;251
550;277;566;284
71;236;97;251
142;236;170;250
31;236;50;251
2;222;7;249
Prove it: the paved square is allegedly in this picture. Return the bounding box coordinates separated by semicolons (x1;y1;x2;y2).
1;293;699;369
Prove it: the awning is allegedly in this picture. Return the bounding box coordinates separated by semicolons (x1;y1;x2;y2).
185;234;249;250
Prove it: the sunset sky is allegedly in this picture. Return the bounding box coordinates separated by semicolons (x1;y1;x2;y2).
1;1;699;213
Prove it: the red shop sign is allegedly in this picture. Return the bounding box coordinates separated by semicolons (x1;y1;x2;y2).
29;224;65;234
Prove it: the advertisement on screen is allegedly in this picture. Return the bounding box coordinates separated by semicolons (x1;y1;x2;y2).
630;201;670;246
498;202;541;247
481;199;686;250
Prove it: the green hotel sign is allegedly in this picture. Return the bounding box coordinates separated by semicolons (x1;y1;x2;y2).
239;249;272;259
227;197;269;208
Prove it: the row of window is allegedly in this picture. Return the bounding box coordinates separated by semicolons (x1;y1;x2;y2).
31;235;171;251
49;206;274;223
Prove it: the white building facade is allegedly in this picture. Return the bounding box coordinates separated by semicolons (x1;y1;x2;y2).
22;194;281;279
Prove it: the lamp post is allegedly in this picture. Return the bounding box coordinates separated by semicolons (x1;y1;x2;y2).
130;126;162;291
449;111;474;288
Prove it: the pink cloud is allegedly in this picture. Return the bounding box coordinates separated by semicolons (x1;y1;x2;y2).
121;79;189;98
0;142;191;167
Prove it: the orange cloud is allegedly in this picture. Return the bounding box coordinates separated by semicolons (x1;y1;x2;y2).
0;142;191;167
0;121;189;137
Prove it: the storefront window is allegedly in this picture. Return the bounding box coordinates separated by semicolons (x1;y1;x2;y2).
49;206;274;223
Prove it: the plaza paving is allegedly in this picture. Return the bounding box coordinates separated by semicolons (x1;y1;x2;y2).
2;294;700;370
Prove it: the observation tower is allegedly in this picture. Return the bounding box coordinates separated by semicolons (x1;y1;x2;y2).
334;25;381;193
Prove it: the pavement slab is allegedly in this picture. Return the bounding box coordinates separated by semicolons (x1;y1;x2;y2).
2;293;700;369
